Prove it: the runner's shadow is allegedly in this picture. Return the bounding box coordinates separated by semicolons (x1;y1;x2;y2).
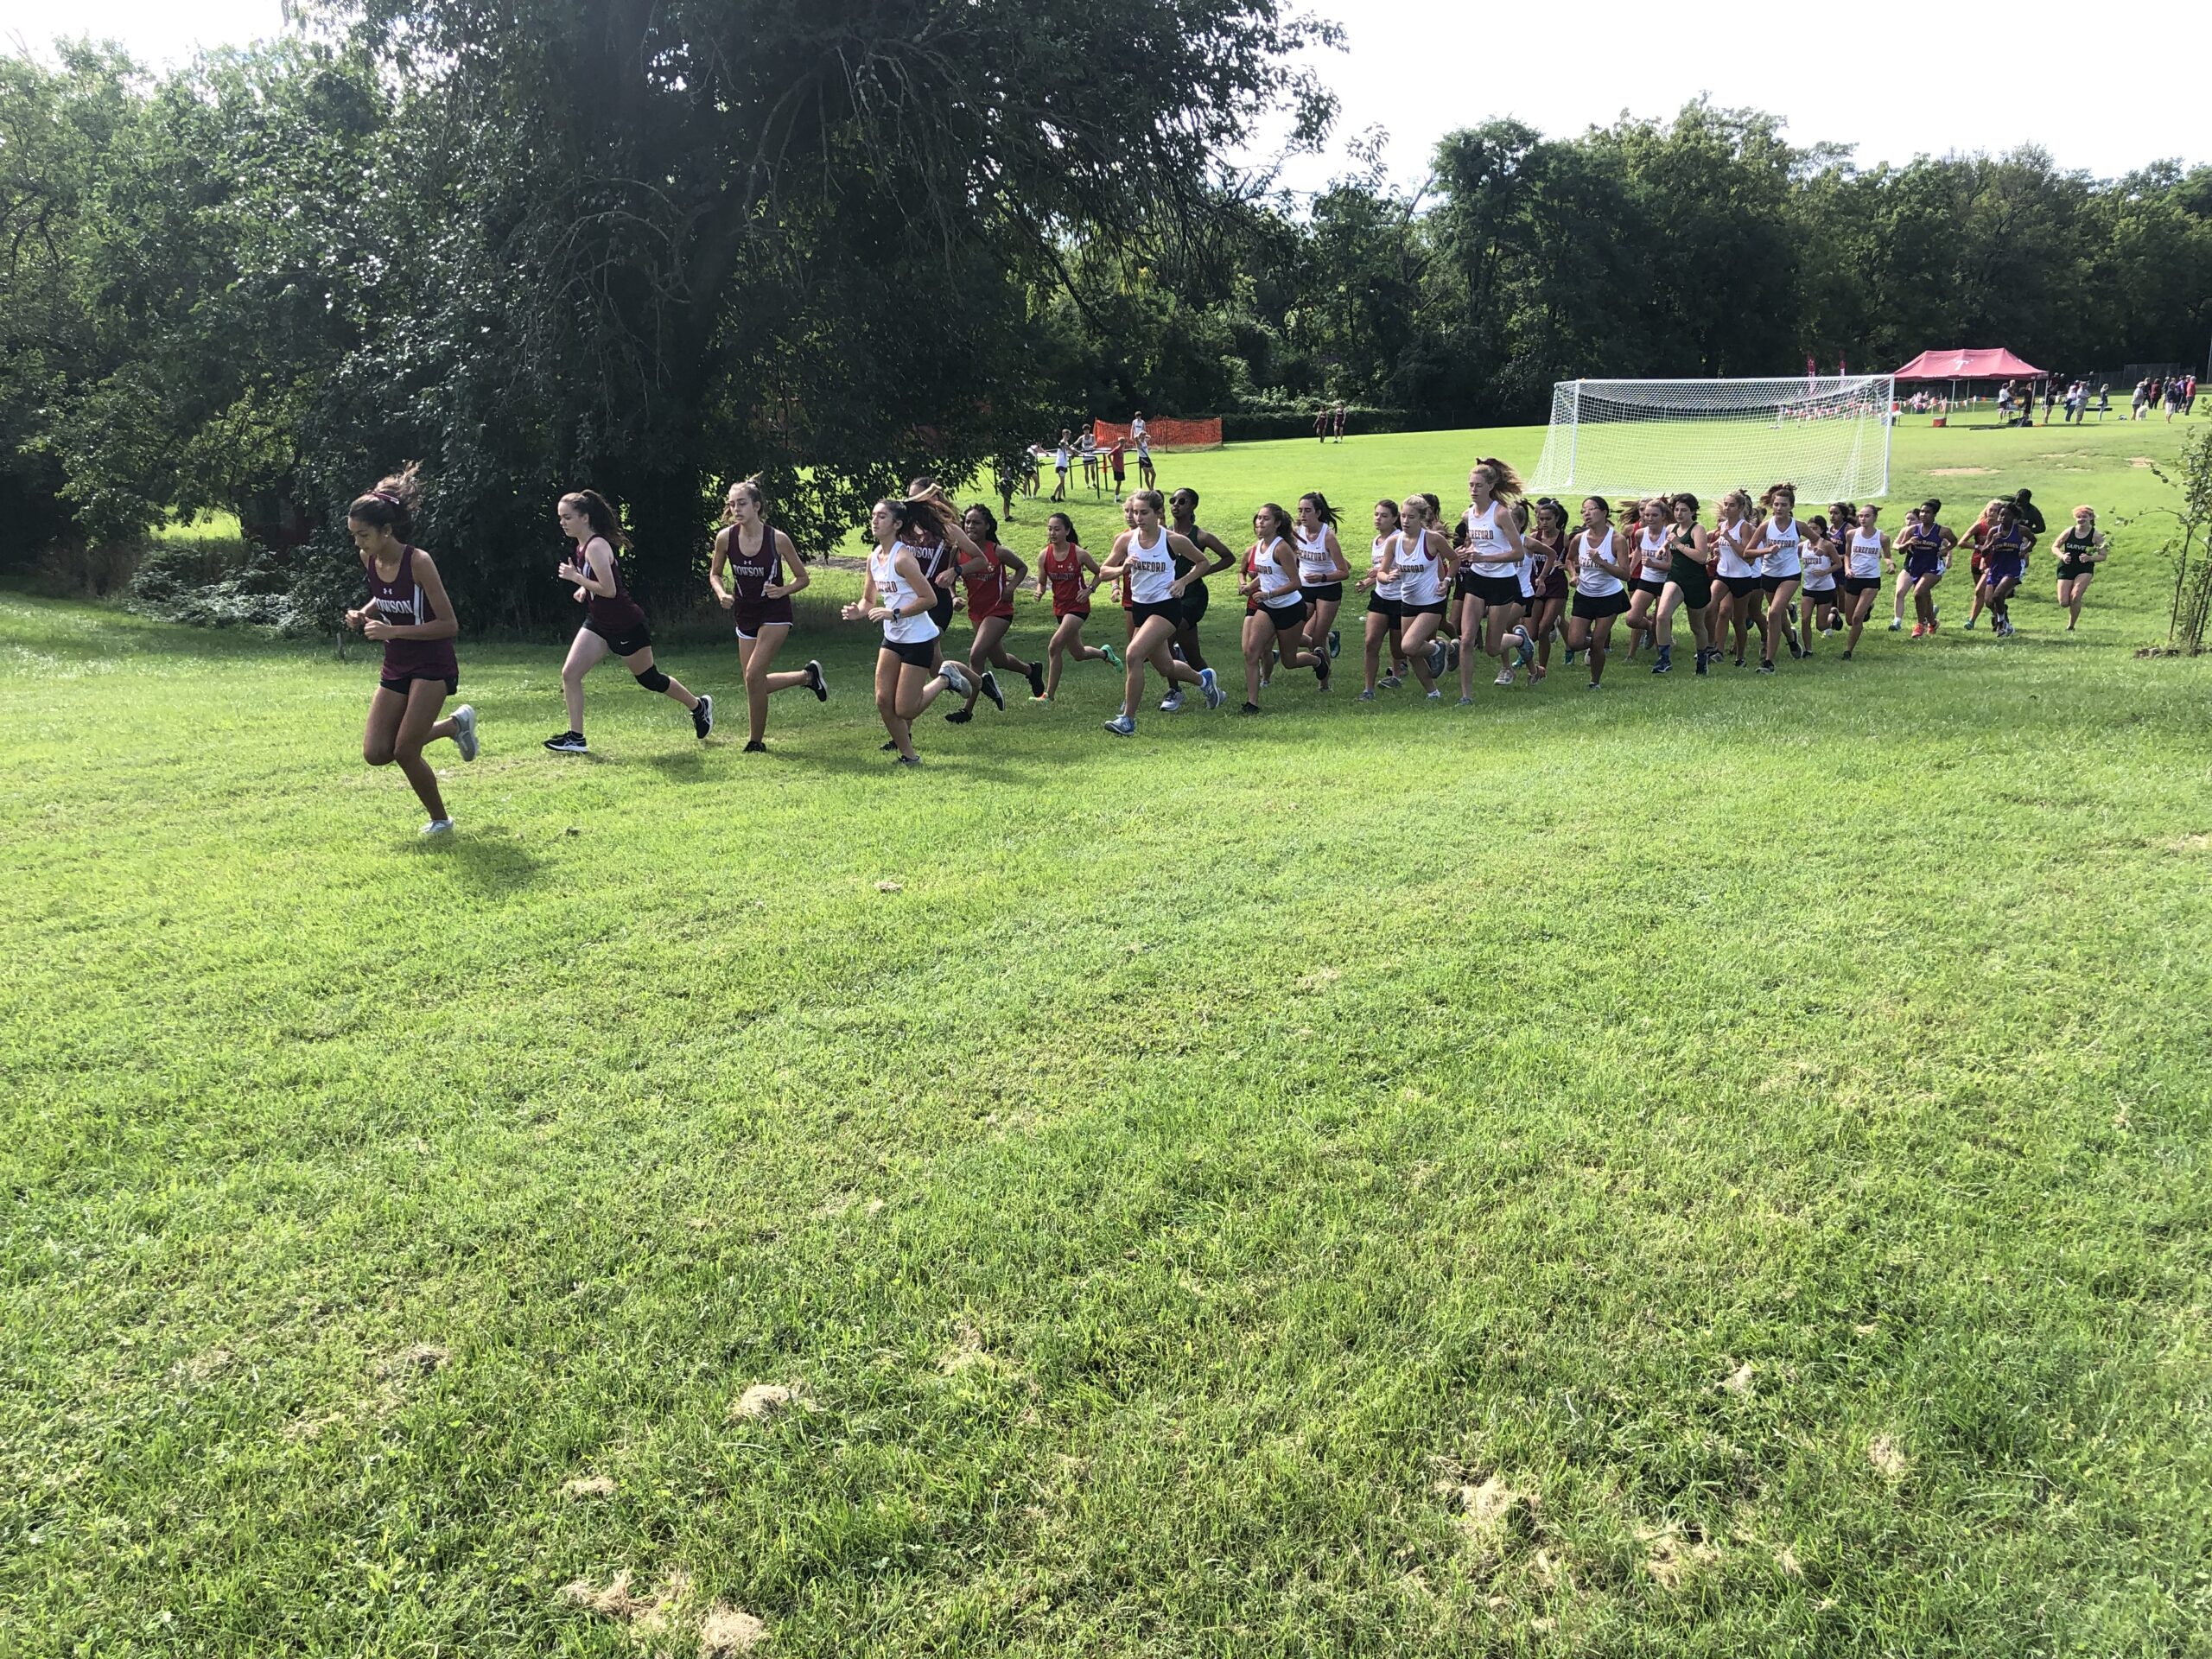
409;827;544;892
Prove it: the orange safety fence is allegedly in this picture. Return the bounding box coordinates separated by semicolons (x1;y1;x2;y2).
1091;417;1224;451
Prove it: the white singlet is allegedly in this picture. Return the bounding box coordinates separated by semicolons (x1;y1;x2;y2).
1462;501;1515;578
1847;528;1884;581
1575;528;1624;597
1294;524;1337;586
1759;516;1803;579
1802;542;1838;590
1714;517;1758;581
1637;525;1671;584
1395;528;1443;607
1370;534;1405;602
1125;524;1178;606
873;543;939;645
1258;538;1303;609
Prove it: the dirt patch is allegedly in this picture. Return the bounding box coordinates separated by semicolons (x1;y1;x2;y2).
562;1569;645;1619
1929;467;1994;476
1433;1471;1539;1554
1719;1362;1757;1396
171;1346;236;1384
1868;1433;1909;1479
562;1568;694;1637
1637;1523;1719;1588
938;1320;1001;1375
2129;456;2157;467
2164;833;2211;852
281;1408;348;1444
1775;1545;1804;1580
874;879;903;893
377;1343;450;1378
700;1605;768;1655
563;1474;617;1498
1299;966;1342;990
728;1383;794;1422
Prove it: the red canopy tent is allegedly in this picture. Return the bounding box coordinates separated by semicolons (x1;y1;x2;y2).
1892;347;2045;381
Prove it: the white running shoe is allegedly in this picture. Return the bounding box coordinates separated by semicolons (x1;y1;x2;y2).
420;818;454;837
1103;712;1136;736
1160;688;1185;713
1199;668;1226;710
940;661;976;697
451;704;478;761
1495;668;1515;687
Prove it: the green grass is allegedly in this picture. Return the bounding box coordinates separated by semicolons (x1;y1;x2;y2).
4;417;2210;1656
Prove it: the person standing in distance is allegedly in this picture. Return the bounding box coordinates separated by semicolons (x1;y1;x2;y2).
343;463;476;835
546;489;711;753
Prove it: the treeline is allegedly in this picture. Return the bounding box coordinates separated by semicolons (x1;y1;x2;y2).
3;16;2209;631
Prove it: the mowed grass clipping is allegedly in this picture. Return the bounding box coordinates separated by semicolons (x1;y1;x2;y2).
3;418;2210;1656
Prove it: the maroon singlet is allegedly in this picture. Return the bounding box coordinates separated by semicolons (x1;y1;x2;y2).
367;546;459;682
723;524;794;633
579;537;648;636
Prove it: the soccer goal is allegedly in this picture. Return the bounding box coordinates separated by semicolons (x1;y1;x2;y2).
1529;376;1895;501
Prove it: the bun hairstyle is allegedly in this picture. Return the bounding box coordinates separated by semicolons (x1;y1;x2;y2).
1510;498;1530;530
718;474;766;527
1419;492;1442;523
1129;488;1166;518
1475;456;1526;499
349;461;425;542
1921;498;1943;517
1760;481;1798;511
964;502;1001;543
1300;491;1340;529
1257;502;1296;543
560;488;629;549
1721;487;1752;517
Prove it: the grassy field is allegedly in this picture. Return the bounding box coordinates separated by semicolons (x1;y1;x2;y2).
3;416;2210;1656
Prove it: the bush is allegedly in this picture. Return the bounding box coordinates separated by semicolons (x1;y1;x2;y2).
1217;408;1411;443
127;537;306;631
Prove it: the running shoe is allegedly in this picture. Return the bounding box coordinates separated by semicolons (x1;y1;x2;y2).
1516;634;1535;671
804;659;829;701
1357;687;1376;702
1758;659;1776;674
1102;644;1123;669
1495;668;1515;687
940;661;976;697
1445;639;1460;672
1694;650;1709;677
1426;689;1442;700
1160;688;1185;713
944;708;973;724
894;753;920;766
1840;649;1853;660
451;704;478;761
743;739;766;753
1026;661;1046;699
980;671;1006;711
1888;617;1903;631
692;694;715;739
1238;701;1262;715
420;817;454;836
880;739;899;752
1652;652;1671;675
544;730;588;753
1314;652;1331;688
1103;712;1136;736
1455;695;1474;707
1563;648;1580;667
1910;623;1925;638
1963;615;1978;631
1382;673;1405;690
1198;667;1224;710
1585;680;1603;691
1327;628;1341;658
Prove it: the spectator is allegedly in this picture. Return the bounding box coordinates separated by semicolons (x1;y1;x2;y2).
2097;384;2112;419
2041;381;2058;424
2132;379;2150;420
2166;378;2185;423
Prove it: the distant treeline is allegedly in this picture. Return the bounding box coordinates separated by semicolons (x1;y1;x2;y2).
3;16;2207;627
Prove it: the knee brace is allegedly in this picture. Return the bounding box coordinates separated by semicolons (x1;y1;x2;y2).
635;667;671;694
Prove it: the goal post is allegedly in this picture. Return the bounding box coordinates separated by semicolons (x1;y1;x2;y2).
1529;376;1895;501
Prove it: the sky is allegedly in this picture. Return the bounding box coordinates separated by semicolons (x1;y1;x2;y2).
12;0;2207;192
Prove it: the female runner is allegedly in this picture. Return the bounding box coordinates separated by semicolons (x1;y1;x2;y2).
1712;488;1765;667
1838;502;1887;659
1895;505;1945;637
1377;494;1450;699
1744;482;1808;673
1165;487;1237;696
1649;492;1712;674
1522;496;1571;681
1239;501;1330;711
1975;498;2034;637
708;477;824;752
547;489;711;752
1293;492;1351;663
1453;459;1529;695
1095;489;1224;734
946;503;1044;721
1355;497;1407;699
842;495;978;764
1797;515;1840;651
1033;512;1119;700
1624;496;1671;663
343;465;476;835
2052;505;2109;628
1565;496;1630;689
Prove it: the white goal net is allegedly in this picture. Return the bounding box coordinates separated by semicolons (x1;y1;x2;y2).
1529;376;1895;500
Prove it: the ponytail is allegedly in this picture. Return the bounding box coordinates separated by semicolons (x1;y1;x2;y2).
349;461;425;543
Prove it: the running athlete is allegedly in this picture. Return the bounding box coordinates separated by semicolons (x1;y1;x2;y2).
1238;501;1330;711
1095;489;1225;734
1565;495;1630;689
1033;512;1119;699
1376;494;1450;699
1292;492;1351;664
1712;488;1765;667
1975;499;2034;636
1624;496;1671;660
1522;496;1571;682
1838;503;1888;659
343;465;475;835
1797;516;1840;651
547;489;711;752
1452;458;1530;696
1166;487;1237;694
1650;492;1713;675
1354;498;1408;698
1961;499;2006;629
946;503;1044;720
708;477;824;752
1894;505;1945;637
1744;482;1808;673
2052;505;2109;629
842;495;978;764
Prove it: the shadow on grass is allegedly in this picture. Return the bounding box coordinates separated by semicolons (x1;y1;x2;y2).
408;825;545;891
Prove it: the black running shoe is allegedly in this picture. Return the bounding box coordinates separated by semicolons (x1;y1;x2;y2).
804;659;828;702
543;730;588;753
1694;650;1709;677
880;738;899;752
1025;661;1046;699
1758;658;1776;674
1239;701;1262;715
1653;650;1671;675
944;708;973;724
692;693;714;739
980;671;1006;711
743;739;766;753
1314;651;1331;688
894;753;920;766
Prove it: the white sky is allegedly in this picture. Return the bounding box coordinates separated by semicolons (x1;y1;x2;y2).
12;0;2207;190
